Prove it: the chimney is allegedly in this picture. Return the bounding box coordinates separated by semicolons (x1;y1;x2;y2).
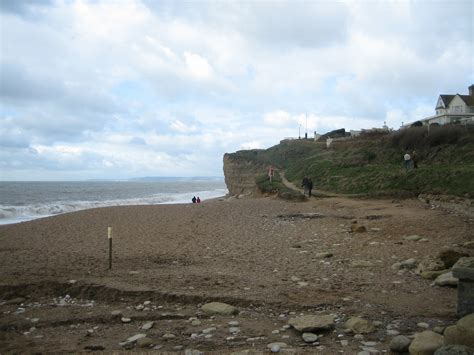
469;84;474;96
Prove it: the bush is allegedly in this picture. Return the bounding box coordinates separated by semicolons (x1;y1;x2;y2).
391;126;427;149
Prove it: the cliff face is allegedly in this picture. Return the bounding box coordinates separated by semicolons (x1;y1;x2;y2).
223;153;265;196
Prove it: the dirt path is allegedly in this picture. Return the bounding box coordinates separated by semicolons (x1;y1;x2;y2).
279;170;340;198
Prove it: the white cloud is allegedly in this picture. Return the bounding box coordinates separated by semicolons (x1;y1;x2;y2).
184;52;214;79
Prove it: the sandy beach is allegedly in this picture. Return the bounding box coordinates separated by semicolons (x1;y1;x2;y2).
0;195;472;353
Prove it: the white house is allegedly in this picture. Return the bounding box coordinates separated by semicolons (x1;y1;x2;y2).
404;85;474;128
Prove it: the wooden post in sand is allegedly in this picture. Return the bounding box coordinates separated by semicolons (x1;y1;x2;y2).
108;227;113;269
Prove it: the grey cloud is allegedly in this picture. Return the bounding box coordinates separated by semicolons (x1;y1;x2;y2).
0;0;54;17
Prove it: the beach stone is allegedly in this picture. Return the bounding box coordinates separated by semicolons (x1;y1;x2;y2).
418;322;430;329
228;321;239;326
434;272;458;287
433;326;445;334
4;297;26;305
111;310;123;318
358;351;371;355
422;270;451;280
291;276;301;282
438;248;469;268
316;252;334;258
418;258;446;273
137;337;153;348
288;314;335;332
201;302;238;315
125;333;146;343
184;350;204;355
390;335;411;353
141;321;154;330
345;317;376;334
341;340;349;346
267;342;287;352
444;314;474;348
229;327;240;333
162;333;176;339
408;331;444;355
400;258;418;269
387;329;400;336
463;242;474;249
202;327;216;334
302;332;319;343
121;317;131;323
434;345;474;355
191;319;201;326
405;235;422;241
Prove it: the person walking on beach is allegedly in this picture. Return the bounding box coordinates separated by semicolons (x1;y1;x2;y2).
404;151;411;173
412;150;418;169
307;177;313;197
192;196;197;203
301;176;309;196
196;196;201;204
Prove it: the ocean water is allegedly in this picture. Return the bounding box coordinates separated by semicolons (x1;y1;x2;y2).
0;178;228;225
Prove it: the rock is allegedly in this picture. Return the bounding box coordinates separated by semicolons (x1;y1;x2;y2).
141;321;154;330
400;258;418;269
302;332;319;343
191;319;202;326
351;260;374;268
418;322;430;329
297;281;309;287
341;339;349;346
121;317;131;323
444;314;474;348
405;235;422;241
162;333;176;339
387;329;400;336
358;351;371;355
184;350;204;355
344;317;376;334
290;276;301;282
111;310;123;318
434;345;474;355
417;258;446;274
136;337;153;348
390;335;412;353
422;270;451;280
228;321;240;326
408;331;444;355
124;333;146;343
267;342;287;352
229;327;240;333
351;221;367;233
288;314;335;332
452;257;474;280
433;326;445;334
438;248;469;269
434;272;458;287
202;327;216;334
201;302;238;315
316;252;334;258
463;241;474;249
4;297;26;305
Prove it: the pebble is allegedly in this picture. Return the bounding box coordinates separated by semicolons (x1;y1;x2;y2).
229;327;240;333
341;340;349;346
202;327;216;334
162;333;176;339
191;320;202;326
302;332;319;343
362;341;377;346
387;329;400;336
111;310;123;318
354;334;364;340
417;322;429;329
228;321;239;326
272;329;280;334
358;351;371;355
143;301;151;306
141;321;154;330
121;317;131;323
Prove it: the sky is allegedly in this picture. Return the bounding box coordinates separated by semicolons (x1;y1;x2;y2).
0;0;473;181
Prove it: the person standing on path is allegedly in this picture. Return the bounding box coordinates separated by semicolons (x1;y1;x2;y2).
412;150;418;169
307;177;313;197
301;176;309;196
404;152;411;173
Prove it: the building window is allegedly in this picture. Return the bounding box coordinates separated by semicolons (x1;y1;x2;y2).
452;106;463;113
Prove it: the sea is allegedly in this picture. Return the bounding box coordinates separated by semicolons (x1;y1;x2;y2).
0;178;228;225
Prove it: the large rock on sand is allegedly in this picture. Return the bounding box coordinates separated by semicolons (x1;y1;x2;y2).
444;314;474;348
288;314;335;332
344;317;376;334
434;272;458;287
390;335;412;353
438;248;469;269
201;302;238;316
409;331;444;355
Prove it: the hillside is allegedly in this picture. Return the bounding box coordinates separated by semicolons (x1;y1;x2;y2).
223;124;474;198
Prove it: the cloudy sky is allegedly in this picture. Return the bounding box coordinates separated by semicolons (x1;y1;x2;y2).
1;0;473;180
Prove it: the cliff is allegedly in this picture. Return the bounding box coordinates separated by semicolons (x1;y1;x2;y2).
223;152;266;196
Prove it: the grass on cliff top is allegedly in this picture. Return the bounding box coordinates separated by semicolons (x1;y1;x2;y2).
255;173;306;201
229;124;474;197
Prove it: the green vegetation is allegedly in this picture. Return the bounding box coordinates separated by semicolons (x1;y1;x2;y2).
232;124;474;197
255;173;305;201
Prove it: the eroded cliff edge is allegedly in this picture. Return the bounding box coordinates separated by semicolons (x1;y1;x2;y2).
223;152;265;197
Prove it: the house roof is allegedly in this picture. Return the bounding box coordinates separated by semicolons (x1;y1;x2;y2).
459;94;474;106
436;95;455;109
436;94;474;109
